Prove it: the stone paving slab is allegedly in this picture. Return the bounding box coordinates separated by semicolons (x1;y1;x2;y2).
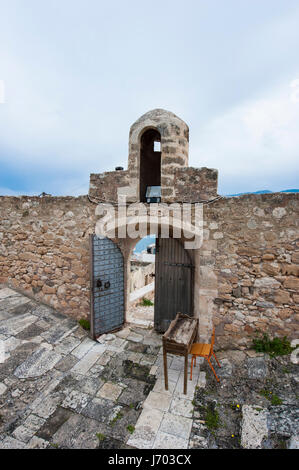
0;287;169;449
0;313;38;336
128;350;204;449
1;286;297;449
40;322;77;345
14;347;62;379
54;335;82;355
153;431;189;449
126;425;156;449
50;413;101;449
169;396;193;418
71;344;106;375
71;337;96;359
97;382;124;401
0;294;31;315
241;405;268;449
143;391;172;411
134;408;164;433
160;412;193;439
0;435;28;449
153;378;176;395
0;288;21;300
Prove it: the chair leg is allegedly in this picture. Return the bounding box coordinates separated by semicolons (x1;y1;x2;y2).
190;356;195;380
206;358;220;383
213;352;221;368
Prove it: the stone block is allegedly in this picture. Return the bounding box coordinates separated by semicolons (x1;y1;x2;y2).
241;405;268;449
159;412;192;439
97;382;123;402
153;431;189;449
143;391;172;412
169;396;193;418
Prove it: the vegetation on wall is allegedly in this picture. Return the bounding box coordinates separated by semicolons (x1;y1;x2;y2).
252;332;294;357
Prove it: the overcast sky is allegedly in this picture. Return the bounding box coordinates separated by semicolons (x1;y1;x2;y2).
0;0;298;196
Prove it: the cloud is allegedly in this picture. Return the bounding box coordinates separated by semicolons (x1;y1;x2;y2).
190;80;299;194
0;1;299;195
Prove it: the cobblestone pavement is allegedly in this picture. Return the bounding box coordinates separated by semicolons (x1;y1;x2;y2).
0;286;201;449
0;286;298;449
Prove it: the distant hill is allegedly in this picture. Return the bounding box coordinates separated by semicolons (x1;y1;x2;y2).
225;189;299;197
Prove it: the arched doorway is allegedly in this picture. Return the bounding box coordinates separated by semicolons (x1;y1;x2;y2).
139;128;161;202
91;220;196;338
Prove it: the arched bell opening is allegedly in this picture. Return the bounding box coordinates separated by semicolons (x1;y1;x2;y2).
139;128;161;203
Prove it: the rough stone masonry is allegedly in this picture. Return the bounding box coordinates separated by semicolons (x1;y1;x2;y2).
0;109;298;349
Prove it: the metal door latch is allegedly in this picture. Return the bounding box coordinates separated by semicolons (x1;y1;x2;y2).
96;279;110;289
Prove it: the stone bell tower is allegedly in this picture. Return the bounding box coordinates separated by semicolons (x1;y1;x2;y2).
127;109;189;203
89;109;218;203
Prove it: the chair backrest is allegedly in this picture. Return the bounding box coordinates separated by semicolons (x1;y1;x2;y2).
210;327;216;353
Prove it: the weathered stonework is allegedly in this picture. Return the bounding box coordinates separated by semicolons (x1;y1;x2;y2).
89;170;131;202
173;167;218;202
1;109;298;349
89;109;218;204
128;109;189;203
0;196;95;318
201;192;299;348
1;192;298;349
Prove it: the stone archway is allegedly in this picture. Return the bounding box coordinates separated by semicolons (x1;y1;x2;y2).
102;217;200;334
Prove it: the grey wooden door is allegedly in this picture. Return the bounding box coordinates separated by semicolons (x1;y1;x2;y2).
90;235;124;339
154;237;194;332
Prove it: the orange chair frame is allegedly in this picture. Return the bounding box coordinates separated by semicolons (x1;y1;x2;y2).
189;327;221;382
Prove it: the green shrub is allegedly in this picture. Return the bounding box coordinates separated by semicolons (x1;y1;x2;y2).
140;298;154;307
252;332;294;357
49;443;59;448
259;389;283;405
127;425;135;434
78;318;90;330
110;411;123;426
203;406;220;430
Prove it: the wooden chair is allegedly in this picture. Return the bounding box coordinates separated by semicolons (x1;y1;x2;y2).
189;327;221;382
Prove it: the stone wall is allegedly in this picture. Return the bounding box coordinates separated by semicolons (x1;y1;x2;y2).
0;196;95;319
89;170;131;202
130;261;155;292
0;192;298;349
200;192;299;349
173;167;218;202
89;166;218;205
